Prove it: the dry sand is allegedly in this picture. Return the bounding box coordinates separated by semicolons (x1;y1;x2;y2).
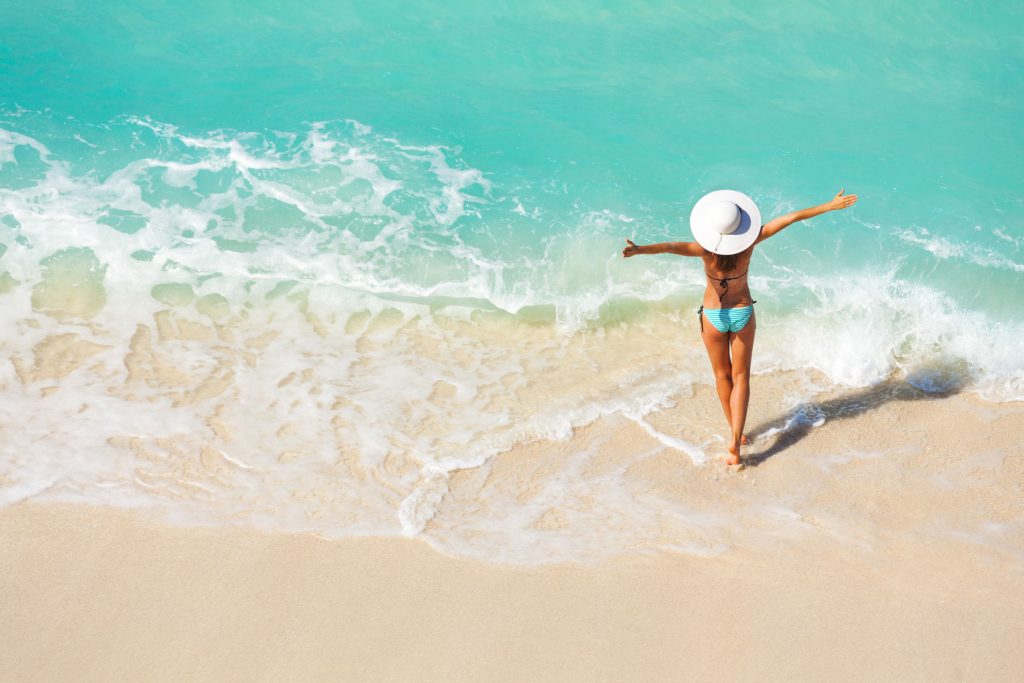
3;385;1024;682
1;503;1022;682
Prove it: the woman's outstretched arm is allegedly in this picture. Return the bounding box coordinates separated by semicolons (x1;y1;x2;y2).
757;189;858;242
622;239;703;257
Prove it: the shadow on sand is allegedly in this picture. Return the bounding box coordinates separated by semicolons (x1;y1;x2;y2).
744;374;963;467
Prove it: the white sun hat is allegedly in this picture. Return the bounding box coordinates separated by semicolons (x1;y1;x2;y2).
689;190;762;255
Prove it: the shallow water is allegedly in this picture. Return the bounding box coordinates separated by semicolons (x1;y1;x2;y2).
1;1;1022;563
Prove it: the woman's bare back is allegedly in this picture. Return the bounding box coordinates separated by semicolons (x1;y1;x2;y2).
700;244;755;308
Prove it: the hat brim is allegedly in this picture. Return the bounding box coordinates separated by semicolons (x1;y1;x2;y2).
689;190;762;255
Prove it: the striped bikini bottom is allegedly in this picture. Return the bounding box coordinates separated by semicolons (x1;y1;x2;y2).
697;303;755;334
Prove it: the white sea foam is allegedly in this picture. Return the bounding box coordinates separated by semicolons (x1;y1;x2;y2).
752;268;1024;402
897;226;1024;272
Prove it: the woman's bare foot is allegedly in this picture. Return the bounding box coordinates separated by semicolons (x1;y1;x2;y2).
726;442;741;466
740;434;750;446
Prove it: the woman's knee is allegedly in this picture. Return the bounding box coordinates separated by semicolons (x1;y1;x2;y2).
730;368;750;385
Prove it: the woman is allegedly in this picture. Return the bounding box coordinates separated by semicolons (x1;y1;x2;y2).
622;189;858;467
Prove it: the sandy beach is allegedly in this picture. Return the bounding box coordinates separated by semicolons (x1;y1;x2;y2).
4;1;1024;681
3;384;1023;682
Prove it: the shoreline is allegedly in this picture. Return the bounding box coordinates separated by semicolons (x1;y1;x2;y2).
3;371;1023;566
3;501;1023;682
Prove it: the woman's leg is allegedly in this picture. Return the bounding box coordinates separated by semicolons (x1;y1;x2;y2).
700;314;734;431
727;314;756;463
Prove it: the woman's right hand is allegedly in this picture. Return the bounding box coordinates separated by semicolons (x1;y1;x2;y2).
622;239;642;257
828;188;859;211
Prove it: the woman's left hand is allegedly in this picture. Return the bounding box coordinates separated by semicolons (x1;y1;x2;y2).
622;239;642;257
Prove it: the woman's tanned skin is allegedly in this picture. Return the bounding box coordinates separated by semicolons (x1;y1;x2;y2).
622;189;858;466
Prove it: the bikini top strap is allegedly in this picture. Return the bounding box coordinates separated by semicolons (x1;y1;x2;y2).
705;269;748;300
708;269;747;281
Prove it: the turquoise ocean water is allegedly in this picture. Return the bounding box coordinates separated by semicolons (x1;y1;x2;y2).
1;2;1022;562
